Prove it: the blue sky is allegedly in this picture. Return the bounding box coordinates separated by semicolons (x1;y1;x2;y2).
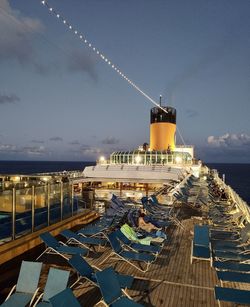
0;0;249;162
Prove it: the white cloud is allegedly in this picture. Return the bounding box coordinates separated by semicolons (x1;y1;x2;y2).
0;0;44;64
207;133;250;148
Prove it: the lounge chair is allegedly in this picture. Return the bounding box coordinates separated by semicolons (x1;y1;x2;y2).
191;225;211;264
114;229;162;255
68;254;134;289
213;250;250;263
103;231;156;273
37;232;88;261
214;286;250;307
213;260;250;272
216;270;250;284
77;219;112;238
34;267;70;306
95;267;143;306
60;229;107;251
1;261;42;307
50;288;81;307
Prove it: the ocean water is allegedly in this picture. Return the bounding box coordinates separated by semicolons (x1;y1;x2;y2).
0;161;94;174
0;161;249;204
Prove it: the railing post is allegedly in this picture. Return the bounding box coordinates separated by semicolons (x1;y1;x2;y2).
60;182;63;221
71;183;74;216
31;186;35;232
12;187;16;241
47;183;50;226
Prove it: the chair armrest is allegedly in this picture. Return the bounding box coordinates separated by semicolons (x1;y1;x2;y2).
5;284;16;300
30;287;41;306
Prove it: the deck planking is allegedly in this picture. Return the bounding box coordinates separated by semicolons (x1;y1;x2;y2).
0;210;249;306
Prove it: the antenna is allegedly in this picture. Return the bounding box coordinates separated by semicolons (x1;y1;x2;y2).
159;95;162;106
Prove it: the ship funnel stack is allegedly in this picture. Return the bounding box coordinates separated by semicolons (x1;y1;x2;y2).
150;97;176;151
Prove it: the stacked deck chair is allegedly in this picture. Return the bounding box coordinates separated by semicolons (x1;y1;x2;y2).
211;223;250;263
50;288;81;307
37;232;88;261
214;286;250;307
1;261;42;307
191;224;211;264
60;229;107;252
103;231;156;273
34;267;70;306
95;267;143;306
77;217;116;238
68;254;134;289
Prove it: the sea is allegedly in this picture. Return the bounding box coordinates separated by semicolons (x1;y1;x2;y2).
0;161;249;204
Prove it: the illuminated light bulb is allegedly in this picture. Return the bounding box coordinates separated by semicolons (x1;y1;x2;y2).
135;155;142;164
69;25;72;29
84;39;87;43
108;61;111;65
96;51;99;54
111;65;114;68
74;30;78;34
88;43;92;47
105;58;108;62
41;1;45;5
79;35;82;39
93;47;95;51
49;7;53;11
56;14;60;18
63;20;66;24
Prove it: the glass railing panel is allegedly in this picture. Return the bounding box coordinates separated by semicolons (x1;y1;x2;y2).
62;183;71;219
15;188;32;238
49;183;61;224
34;185;48;230
0;189;13;243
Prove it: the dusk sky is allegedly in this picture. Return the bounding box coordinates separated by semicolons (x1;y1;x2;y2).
0;0;249;162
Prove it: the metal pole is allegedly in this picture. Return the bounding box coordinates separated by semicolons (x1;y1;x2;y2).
31;186;35;232
47;183;50;226
60;182;63;221
12;187;16;241
71;183;74;216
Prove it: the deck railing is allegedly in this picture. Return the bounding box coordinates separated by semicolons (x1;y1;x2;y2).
0;181;87;244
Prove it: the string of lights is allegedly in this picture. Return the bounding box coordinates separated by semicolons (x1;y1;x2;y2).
39;0;168;113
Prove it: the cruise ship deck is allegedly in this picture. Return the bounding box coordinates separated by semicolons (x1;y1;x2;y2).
0;184;249;307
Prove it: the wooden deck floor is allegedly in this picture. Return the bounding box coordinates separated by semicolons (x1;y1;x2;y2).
0;210;249;306
27;214;249;307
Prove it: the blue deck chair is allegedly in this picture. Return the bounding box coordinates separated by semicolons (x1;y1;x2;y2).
103;232;156;273
213;260;250;272
1;261;42;307
95;267;143;306
68;254;134;289
115;229;162;255
77;219;112;238
191;225;211;264
216;270;250;284
213;250;250;263
37;232;88;261
60;229;107;251
214;286;250;306
34;267;70;306
50;288;81;307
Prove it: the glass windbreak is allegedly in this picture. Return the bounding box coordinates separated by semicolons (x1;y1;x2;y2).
49;183;61;224
0;190;13;242
15;188;32;238
62;183;72;219
34;185;48;230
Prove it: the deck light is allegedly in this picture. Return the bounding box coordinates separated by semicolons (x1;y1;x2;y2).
99;156;106;163
175;156;182;164
135;155;142;164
